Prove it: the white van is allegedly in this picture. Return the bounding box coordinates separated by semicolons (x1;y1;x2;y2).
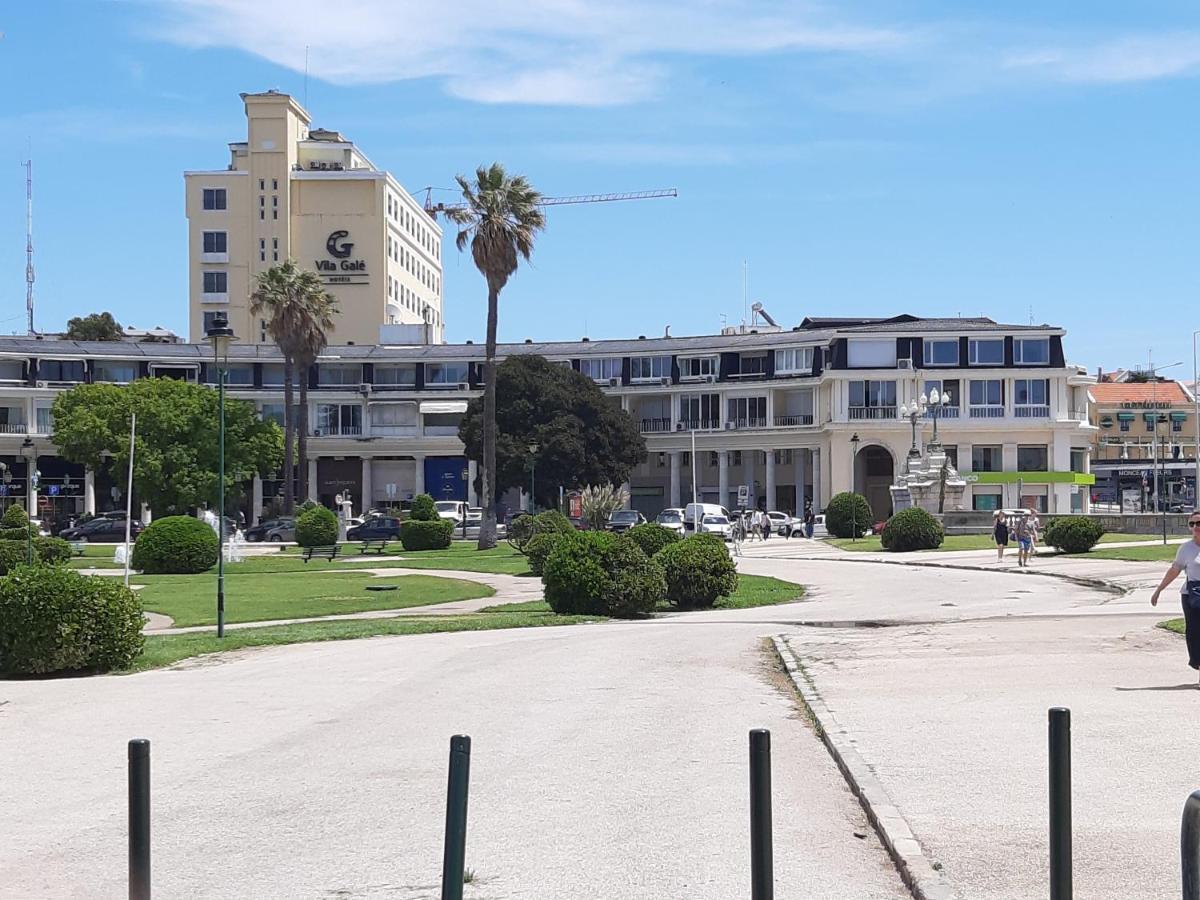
683;503;732;533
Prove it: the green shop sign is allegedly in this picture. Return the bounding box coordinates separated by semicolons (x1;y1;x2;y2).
965;471;1095;485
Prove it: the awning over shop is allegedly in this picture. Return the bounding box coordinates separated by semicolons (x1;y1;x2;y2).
1116;412;1135;421
1171;412;1188;421
419;400;468;415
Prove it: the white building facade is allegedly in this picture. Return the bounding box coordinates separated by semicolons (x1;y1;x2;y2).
0;316;1095;528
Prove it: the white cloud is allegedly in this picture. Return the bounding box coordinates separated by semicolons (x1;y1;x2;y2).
1003;32;1200;83
139;0;910;106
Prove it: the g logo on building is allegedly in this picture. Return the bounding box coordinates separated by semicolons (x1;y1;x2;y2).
326;230;353;259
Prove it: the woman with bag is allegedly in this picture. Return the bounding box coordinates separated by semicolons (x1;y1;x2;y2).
1150;511;1200;674
992;510;1010;562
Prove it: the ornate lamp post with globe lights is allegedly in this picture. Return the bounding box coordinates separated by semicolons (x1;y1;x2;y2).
899;396;927;461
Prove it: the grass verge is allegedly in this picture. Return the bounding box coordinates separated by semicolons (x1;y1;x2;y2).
124;610;600;673
1079;544;1182;563
1161;618;1185;635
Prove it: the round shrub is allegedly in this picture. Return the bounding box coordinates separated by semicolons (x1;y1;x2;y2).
0;526;34;541
655;534;738;609
33;536;72;566
295;505;339;548
131;515;219;574
880;507;944;552
509;509;574;553
400;518;454;551
1043;516;1104;554
542;531;664;619
1;504;29;529
824;492;872;539
627;523;681;558
410;493;438;522
0;565;145;674
526;530;568;577
0;540;27;576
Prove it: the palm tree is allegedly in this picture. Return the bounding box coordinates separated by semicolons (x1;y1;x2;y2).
250;260;338;514
446;164;545;549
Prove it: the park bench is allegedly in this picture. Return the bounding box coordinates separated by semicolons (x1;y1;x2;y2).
68;541;87;557
358;539;389;555
301;545;340;563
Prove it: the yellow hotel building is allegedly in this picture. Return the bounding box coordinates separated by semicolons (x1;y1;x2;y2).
184;91;443;346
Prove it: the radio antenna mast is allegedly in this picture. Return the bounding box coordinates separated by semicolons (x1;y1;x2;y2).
23;157;34;335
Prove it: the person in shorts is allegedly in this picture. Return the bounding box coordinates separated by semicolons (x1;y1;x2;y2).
1151;511;1200;675
1015;515;1033;567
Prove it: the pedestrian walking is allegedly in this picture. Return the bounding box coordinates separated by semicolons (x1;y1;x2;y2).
1028;514;1041;562
1015;515;1033;567
761;509;771;541
992;510;1009;562
1150;511;1200;676
804;503;815;539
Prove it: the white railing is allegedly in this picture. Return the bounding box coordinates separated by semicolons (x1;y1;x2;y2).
423;425;460;436
727;417;769;429
774;414;814;427
678;418;720;430
314;425;363;437
924;407;960;419
370;425;418;436
640;418;673;433
969;405;1005;419
0;422;28;434
1015;405;1051;419
849;406;896;420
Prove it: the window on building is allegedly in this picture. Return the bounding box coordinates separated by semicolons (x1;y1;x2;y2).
1018;445;1048;472
847;339;897;368
579;358;622;382
369;403;417;429
258;179;265;190
272;179;278;190
923;339;959;366
630;356;671;381
943;447;958;469
0;360;24;381
727;396;768;426
259;196;265;208
972;489;1002;511
848;380;897;410
968;379;1003;408
202;271;228;294
1173;415;1186;433
94;361;136;383
39;360;85;382
272;209;278;220
317;364;362;386
1119;415;1132;432
923;379;960;407
260;403;285;426
679;356;719;379
679;393;720;427
202;188;227;210
262;365;300;388
736;353;768;377
1013;338;1050;365
773;449;794;466
316;403;362;436
224;366;254;386
35;405;53;434
775;347;814;375
272;237;279;261
1070;449;1087;473
259;238;266;262
272;195;278;207
968;339;1004;366
203;312;220;333
202;231;227;254
971;445;1002;472
425;363;468;387
1014;378;1048;407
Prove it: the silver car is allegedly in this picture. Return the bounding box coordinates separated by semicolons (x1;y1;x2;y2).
654;508;686;536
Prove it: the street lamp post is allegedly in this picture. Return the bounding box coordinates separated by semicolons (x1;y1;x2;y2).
527;442;539;513
899;398;926;460
850;432;861;542
1146;356;1183;544
927;388;951;450
20;437;36;565
205;313;238;639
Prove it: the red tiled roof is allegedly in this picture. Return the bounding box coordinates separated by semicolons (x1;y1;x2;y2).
1090;381;1192;405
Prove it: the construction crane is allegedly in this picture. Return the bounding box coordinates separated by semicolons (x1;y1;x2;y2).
422;187;677;221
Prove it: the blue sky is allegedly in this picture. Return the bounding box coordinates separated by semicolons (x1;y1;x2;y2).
0;1;1197;374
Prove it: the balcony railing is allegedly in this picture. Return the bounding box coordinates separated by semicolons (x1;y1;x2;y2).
849;406;896;420
640;417;673;433
924;407;960;419
726;416;769;429
1066;408;1089;422
370;425;418;436
774;414;814;427
678;418;719;430
1015;405;1051;419
0;422;28;434
969;405;1006;419
314;425;363;437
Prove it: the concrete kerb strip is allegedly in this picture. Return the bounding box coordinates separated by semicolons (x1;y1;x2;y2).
770;635;961;900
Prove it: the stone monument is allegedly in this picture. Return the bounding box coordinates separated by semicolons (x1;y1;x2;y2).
891;390;967;515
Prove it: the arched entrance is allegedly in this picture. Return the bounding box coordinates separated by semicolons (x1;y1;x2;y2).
854;445;895;522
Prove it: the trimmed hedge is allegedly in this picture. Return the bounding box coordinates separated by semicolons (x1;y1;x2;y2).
525;530;568;577
0;541;26;576
131;516;219;574
0;537;71;575
510;510;574;554
1;504;28;529
0;565;145;674
626;523;681;558
1042;516;1104;554
880;507;944;552
0;526;36;541
295;505;339;547
542;531;664;619
410;494;438;522
33;536;72;566
400;518;454;551
824;492;872;539
655;534;737;609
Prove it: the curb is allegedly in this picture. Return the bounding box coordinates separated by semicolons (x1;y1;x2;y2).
770;635;960;900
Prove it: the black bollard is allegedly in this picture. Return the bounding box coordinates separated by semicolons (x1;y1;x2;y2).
750;729;774;900
440;735;471;900
128;739;151;900
1182;791;1200;899
1049;708;1072;900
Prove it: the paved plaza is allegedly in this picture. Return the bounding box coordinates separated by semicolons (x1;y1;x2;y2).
2;541;1192;898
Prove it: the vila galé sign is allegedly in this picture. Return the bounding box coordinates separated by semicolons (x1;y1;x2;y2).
316;230;368;284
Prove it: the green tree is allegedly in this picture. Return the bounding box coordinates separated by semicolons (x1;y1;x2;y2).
458;355;645;508
51;379;283;517
446;164;545;549
250;261;339;514
64;312;123;341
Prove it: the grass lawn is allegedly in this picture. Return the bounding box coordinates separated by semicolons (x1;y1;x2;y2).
124;609;600;673
1162;619;1185;635
827;532;1165;553
135;572;492;627
1083;544;1184;563
481;574;805;614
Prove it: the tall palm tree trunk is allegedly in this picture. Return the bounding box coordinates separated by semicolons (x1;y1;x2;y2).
282;358;295;515
477;285;500;549
298;370;310;503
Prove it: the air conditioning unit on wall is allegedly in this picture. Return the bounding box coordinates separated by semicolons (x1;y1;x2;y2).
897;359;913;370
608;377;619;387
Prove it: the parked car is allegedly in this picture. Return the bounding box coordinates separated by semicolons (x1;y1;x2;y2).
766;511;793;536
683;502;732;533
567;516;588;531
654;508;686;536
346;515;402;541
605;509;647;533
59;517;145;543
244;517;295;542
698;514;733;540
435;501;469;523
788;514;828;538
